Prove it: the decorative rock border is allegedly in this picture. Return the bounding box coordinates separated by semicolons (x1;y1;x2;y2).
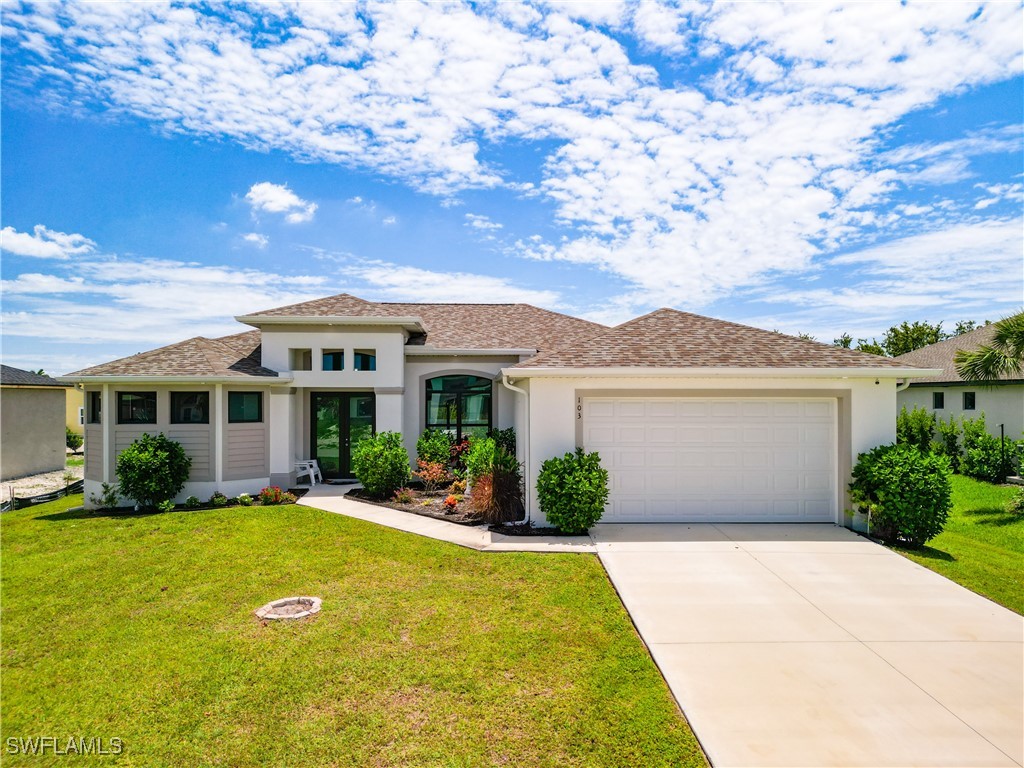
254;596;322;621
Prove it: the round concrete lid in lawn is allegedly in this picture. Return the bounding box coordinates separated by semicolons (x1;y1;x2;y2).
254;596;322;621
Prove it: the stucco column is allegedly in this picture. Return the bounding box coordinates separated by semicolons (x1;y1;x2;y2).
101;384;112;483
214;383;224;484
268;388;296;487
374;389;404;434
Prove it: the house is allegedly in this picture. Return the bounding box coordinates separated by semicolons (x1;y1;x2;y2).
61;293;937;524
65;387;85;438
0;365;72;481
895;325;1024;439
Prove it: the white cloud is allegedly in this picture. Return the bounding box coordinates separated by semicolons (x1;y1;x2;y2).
3;2;1022;310
382;216;397;226
242;232;269;248
748;217;1024;340
465;213;503;230
341;260;561;306
0;224;95;259
245;182;317;223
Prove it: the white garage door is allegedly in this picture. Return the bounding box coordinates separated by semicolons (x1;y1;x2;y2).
583;397;837;523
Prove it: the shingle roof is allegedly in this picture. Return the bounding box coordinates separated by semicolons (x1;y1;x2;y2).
511;309;915;370
245;293;606;352
894;324;1020;384
65;334;280;378
0;365;69;387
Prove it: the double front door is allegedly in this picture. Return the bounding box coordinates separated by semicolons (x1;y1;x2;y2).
311;392;375;480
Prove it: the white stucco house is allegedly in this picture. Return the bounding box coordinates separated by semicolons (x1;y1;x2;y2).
61;293;937;525
894;324;1024;440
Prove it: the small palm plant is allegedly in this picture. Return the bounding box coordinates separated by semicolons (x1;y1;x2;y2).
955;311;1024;382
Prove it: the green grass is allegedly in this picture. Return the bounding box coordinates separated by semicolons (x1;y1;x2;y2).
1;496;705;767
892;476;1024;614
65;455;84;468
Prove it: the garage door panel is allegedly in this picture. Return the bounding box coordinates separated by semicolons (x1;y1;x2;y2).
584;397;836;523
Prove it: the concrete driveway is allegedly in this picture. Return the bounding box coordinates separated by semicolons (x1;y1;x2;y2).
593;523;1023;768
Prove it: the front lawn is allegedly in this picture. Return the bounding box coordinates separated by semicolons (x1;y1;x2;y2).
892;476;1024;614
1;496;705;767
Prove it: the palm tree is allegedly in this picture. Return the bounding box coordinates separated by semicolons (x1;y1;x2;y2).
954;311;1024;381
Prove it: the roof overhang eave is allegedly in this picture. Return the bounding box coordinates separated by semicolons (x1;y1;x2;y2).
235;314;425;332
501;366;944;380
56;375;294;386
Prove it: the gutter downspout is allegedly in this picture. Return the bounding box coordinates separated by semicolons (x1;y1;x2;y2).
896;379;912;392
501;374;531;524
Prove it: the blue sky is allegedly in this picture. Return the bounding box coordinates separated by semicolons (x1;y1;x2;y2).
1;1;1022;375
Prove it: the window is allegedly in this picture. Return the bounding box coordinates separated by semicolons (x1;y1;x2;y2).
354;349;376;371
78;406;85;426
425;375;492;441
117;392;156;424
87;392;101;424
290;348;312;371
932;392;944;410
963;391;976;411
171;392;210;424
228;391;263;423
322;350;344;371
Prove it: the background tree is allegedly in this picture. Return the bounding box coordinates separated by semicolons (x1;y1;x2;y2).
881;321;946;357
832;333;853;349
856;339;886;356
955;311;1024;382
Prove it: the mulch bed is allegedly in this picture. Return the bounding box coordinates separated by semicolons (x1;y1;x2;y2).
487;522;584;537
347;488;483;527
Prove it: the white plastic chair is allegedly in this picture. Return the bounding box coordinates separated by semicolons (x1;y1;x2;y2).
294;460;323;485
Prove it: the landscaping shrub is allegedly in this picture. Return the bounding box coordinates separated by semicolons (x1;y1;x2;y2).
65;427;83;453
88;482;119;510
413;460;451;494
465;437;497;482
849;444;952;548
393;487;415;504
536;448;609;534
450;478;467;494
209;491;229;507
416;429;453;466
469;449;524;524
236;493;254;507
1006;487;1024;516
960;414;1005;482
487;427;516;456
115;433;192;509
351;431;411;499
896;406;935;452
184;495;202;509
450;437;471;470
935;416;961;473
443;494;459;510
156;499;175;513
259;486;285;505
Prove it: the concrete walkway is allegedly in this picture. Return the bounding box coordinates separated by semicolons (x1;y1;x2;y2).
593;523;1024;768
300;484;595;553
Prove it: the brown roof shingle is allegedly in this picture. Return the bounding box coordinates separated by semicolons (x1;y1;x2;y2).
245;293;606;352
512;309;915;370
66;335;280;379
894;324;1020;383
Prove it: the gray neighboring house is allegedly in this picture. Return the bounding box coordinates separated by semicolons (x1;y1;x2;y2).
895;325;1024;439
1;365;71;481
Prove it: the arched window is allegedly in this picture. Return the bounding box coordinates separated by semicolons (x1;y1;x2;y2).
425;375;492;441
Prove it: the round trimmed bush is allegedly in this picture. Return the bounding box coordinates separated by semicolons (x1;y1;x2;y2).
537;448;609;534
116;432;192;509
849;443;952;548
352;431;411;499
416;429;454;466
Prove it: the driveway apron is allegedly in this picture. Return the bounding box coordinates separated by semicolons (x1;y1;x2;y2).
593;523;1024;768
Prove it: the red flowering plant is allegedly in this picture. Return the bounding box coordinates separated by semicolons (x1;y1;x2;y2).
413;460;451;494
443;494;459;510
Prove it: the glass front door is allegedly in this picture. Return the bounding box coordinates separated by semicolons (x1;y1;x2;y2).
311;392;375;479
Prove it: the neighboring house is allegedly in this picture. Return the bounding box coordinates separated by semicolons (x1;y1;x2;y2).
895;325;1024;439
66;386;85;437
61;293;936;525
1;365;71;481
